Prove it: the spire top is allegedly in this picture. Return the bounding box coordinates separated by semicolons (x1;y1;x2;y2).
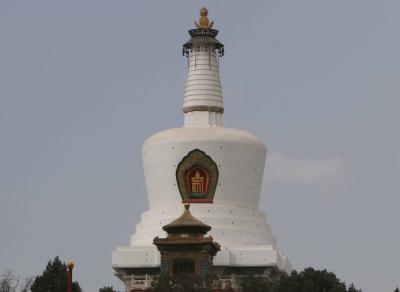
195;7;214;29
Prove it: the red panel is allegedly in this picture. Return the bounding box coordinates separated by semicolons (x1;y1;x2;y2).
182;198;213;203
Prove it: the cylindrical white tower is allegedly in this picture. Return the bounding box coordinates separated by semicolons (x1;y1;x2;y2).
112;8;291;288
182;28;224;127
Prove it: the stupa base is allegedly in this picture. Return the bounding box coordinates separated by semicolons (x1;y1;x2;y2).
112;244;291;291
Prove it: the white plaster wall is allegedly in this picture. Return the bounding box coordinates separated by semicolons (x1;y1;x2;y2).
184;111;223;127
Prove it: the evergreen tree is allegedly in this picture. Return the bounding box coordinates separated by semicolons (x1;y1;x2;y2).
348;283;362;292
30;257;82;292
238;274;274;292
146;267;362;292
278;268;347;292
394;287;399;292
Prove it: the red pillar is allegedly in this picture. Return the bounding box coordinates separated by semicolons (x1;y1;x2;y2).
66;261;74;292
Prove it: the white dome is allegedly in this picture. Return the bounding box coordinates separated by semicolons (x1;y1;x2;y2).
142;127;266;210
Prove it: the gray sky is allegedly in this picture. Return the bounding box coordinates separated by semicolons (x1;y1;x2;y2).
1;1;399;291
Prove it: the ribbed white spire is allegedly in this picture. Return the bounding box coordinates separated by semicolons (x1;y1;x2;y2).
182;10;225;128
183;48;223;127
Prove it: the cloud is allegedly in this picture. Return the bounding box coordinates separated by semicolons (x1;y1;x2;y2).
265;153;346;186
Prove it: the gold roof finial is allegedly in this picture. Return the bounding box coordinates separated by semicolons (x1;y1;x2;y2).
66;261;74;270
194;7;214;29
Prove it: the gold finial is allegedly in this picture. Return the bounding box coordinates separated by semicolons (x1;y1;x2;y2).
194;7;214;29
66;261;74;270
184;203;190;211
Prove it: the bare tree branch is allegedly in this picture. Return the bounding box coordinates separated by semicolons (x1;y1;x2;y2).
19;277;34;292
0;271;33;292
0;270;19;292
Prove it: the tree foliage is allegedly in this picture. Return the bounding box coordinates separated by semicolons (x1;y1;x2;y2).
238;267;362;292
147;267;361;292
30;256;82;292
277;268;360;292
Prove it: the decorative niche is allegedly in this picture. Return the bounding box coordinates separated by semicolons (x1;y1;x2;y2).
176;149;218;203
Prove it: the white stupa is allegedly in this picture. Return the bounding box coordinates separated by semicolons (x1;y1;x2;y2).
112;7;291;290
